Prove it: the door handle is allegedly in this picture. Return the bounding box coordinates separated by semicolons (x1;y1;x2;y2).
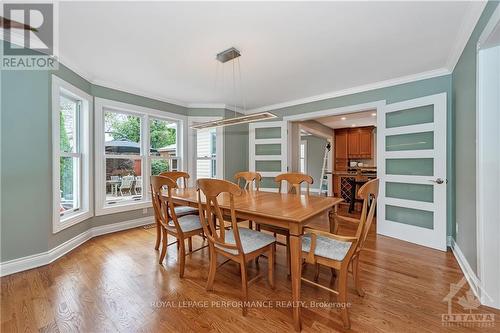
429;178;447;184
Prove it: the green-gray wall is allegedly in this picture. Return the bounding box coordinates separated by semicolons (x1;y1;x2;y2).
452;1;499;273
301;135;328;191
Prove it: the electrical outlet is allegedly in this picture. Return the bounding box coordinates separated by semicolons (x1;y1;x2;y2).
143;208;148;214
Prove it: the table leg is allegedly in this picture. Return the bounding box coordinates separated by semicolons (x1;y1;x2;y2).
329;205;338;234
289;234;302;331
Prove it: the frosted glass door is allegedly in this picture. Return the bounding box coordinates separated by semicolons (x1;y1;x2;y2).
249;121;287;191
377;93;447;251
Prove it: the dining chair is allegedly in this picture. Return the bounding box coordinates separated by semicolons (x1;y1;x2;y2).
234;171;262;229
234;171;262;191
159;172;198;216
197;178;276;315
276;172;314;195
256;172;314;275
301;178;379;328
151;175;206;278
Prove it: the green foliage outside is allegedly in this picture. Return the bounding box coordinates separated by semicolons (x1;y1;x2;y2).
60;108;73;204
104;114;177;175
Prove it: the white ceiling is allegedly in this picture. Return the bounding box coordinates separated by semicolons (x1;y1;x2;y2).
316;110;377;129
58;1;485;111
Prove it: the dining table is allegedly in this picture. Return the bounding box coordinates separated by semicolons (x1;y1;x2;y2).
165;187;344;331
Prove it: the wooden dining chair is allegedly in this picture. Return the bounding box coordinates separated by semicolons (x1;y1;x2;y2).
153;171;198;250
256;172;314;275
234;171;262;229
234;171;262;191
276;172;313;195
151;175;206;278
197;178;276;315
301;178;379;328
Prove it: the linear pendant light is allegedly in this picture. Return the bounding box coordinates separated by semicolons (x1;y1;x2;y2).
191;112;277;129
190;47;276;130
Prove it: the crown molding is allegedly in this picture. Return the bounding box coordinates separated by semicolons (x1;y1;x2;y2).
446;1;487;72
245;68;451;114
57;56;450;116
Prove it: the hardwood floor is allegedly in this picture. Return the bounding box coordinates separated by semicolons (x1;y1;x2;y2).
2;211;499;332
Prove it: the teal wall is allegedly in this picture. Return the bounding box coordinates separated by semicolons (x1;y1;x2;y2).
301;135;328;191
452;1;499;273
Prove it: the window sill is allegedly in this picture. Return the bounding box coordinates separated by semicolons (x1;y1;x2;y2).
95;200;151;216
53;210;92;234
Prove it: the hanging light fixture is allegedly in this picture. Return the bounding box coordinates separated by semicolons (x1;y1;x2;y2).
190;47;277;130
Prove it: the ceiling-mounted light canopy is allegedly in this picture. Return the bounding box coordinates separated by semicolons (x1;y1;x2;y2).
191;112;277;130
216;47;241;63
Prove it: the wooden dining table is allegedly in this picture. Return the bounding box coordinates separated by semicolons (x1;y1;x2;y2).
166;188;344;331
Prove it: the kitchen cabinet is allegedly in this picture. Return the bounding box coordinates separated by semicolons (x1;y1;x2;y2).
359;129;373;157
334;129;348;171
346;126;373;159
334;126;374;171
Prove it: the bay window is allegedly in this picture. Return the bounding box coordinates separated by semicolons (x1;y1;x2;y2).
95;98;185;215
52;76;92;232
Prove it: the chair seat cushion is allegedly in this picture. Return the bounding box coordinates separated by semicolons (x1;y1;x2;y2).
216;228;276;255
173;206;198;217
302;233;353;261
167;215;203;233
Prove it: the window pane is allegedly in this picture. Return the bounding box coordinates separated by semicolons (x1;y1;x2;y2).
255;160;281;172
59;95;78;153
60;156;79;212
386;131;434;151
197;159;214;179
386;205;434;229
255;144;281;155
150;118;177;157
255;127;281;139
386;105;434;128
104;111;141;155
151;159;171;176
106;158;143;202
386;158;433;176
197;128;216;158
386;182;434;203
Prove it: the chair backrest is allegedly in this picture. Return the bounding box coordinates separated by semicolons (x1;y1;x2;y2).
150;175;183;234
275;172;313;195
135;176;142;187
234;171;262;191
353;178;379;251
196;179;243;255
121;175;134;189
160;171;190;188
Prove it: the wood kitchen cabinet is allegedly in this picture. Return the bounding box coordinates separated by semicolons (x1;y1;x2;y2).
346;126;374;159
334;129;348;171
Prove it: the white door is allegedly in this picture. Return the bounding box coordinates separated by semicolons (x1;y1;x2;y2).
249;121;287;191
377;93;447;251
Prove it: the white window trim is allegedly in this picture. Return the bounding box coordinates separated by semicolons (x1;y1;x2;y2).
300;139;307;173
187;116;224;187
52;75;93;233
94;97;187;216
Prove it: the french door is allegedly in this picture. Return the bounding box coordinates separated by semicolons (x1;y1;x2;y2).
377;93;447;251
249;121;287;191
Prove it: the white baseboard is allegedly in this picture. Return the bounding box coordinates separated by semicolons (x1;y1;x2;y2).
0;216;153;277
448;236;481;301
